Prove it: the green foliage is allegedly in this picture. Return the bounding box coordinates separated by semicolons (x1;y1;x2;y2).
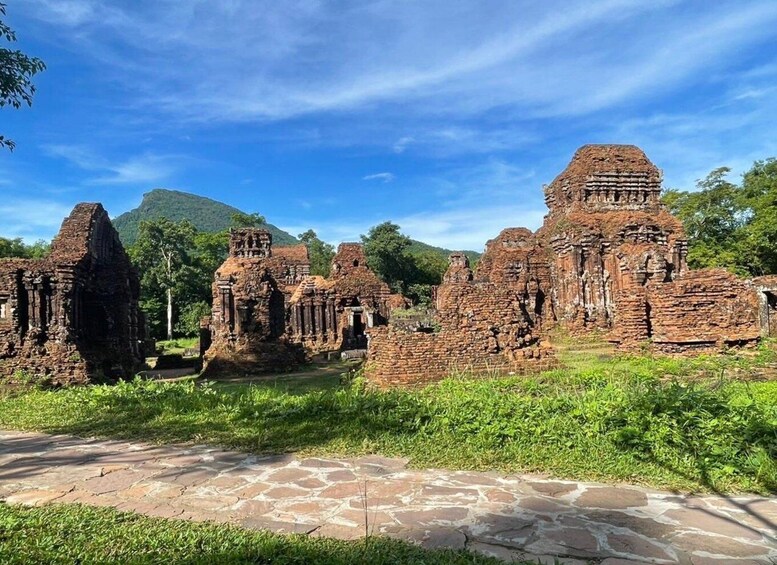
663;158;777;276
362;223;457;301
230;211;266;228
406;239;481;267
299;229;335;276
0;237;50;259
362;222;415;293
2;347;776;494
112;189;297;247
0;2;46;151
361;222;475;303
0;503;502;565
175;301;211;337
129;218;197;341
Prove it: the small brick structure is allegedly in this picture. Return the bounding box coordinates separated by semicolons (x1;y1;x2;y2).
202;235;404;375
0;204;145;385
365;145;777;387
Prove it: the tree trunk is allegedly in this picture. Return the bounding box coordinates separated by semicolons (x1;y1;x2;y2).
167;287;173;341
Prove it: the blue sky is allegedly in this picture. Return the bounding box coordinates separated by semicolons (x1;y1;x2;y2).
1;0;776;251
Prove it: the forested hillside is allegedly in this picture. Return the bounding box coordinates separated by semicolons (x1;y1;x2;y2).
112;189;299;246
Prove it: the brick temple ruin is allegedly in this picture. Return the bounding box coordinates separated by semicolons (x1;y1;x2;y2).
366;145;777;386
0;204;145;385
201;231;406;375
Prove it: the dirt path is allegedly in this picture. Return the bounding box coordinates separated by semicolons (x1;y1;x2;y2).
0;430;775;564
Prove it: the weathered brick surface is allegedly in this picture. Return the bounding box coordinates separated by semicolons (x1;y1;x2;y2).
365;145;774;387
0;204;144;385
202;235;401;374
366;244;557;387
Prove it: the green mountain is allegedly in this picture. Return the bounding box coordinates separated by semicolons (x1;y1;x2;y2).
112;189;299;246
112;188;481;263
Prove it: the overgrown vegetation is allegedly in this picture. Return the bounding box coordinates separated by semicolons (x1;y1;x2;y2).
2;344;775;494
0;503;503;565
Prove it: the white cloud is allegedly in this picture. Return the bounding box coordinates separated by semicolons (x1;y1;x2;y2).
0;199;74;242
42;144;179;185
392;136;415;154
19;0;777;124
362;172;395;183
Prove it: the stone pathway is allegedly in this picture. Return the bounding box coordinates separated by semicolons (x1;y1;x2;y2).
1;430;775;565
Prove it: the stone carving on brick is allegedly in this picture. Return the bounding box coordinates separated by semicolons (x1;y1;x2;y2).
0;204;144;385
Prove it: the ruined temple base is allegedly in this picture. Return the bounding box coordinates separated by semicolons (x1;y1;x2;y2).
201;341;307;378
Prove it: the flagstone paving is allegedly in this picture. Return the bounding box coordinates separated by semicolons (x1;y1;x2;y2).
1;430;775;564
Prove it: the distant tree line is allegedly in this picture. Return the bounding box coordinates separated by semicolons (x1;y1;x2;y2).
0;237;49;259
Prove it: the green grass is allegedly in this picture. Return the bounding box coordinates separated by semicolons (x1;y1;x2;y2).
1;343;776;494
0;503;504;565
155;337;200;356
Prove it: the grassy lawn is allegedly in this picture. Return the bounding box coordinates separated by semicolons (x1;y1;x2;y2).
0;503;504;565
1;341;776;494
155;337;200;356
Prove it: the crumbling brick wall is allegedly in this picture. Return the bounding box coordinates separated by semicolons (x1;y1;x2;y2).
365;248;555;387
538;145;687;331
0;204;144;385
287;243;396;352
365;144;769;387
202;230;305;376
202;234;400;373
612;269;761;351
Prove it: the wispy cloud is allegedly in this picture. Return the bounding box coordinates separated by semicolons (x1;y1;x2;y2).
42;144;179;185
362;172;395;183
0;199;74;241
393;136;415;154
19;0;777;124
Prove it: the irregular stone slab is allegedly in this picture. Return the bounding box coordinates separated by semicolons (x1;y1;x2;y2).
4;488;68;506
574;487;649;509
672;532;772;559
664;507;765;541
605;532;675;562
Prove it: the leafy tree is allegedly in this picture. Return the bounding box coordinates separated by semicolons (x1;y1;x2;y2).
298;229;334;277
663;159;777;277
0;237;49;258
175;301;211;337
361;222;416;293
230;212;266;228
663;168;748;275
1;2;46;150
739;158;777;276
406;250;448;305
361;223;451;302
129;218;197;340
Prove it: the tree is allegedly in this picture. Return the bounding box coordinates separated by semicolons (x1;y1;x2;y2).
298;229;335;277
1;2;46;150
662;168;747;274
129;218;196;341
230;212;266;228
361;222;416;293
662;159;777;277
407;250;448;305
739;158;777;275
0;236;50;258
